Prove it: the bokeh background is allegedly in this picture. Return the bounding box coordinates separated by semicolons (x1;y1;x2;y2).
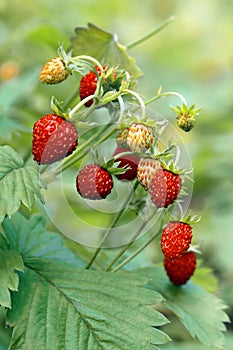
0;0;232;348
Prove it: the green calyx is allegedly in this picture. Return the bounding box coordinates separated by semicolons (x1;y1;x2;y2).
171;103;202;132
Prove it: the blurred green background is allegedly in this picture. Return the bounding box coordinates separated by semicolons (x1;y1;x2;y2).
0;0;232;348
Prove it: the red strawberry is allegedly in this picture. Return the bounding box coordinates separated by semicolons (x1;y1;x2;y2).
79;66;102;107
150;169;182;208
79;65;117;107
76;164;113;200
164;251;196;285
113;146;139;181
161;221;192;259
32;114;78;164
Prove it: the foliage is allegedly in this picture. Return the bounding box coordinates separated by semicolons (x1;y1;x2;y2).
0;1;232;349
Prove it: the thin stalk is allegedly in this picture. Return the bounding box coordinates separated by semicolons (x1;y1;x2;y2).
85;181;139;269
69;94;96;117
124;89;146;119
61;124;118;173
127;16;175;50
111;215;165;272
71;55;105;74
145;91;187;106
105;211;155;271
41;123;116;182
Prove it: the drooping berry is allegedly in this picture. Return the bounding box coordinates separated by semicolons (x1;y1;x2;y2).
76;164;114;200
164;251;196;285
161;221;192;259
113;146;139;181
39;57;69;84
126;123;155;154
32;114;78;164
137;157;161;190
150;169;182;208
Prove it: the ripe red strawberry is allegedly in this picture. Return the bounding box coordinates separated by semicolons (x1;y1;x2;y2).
161;221;192;259
76;164;113;200
79;65;117;107
79;66;102;107
150;169;182;208
32;114;78;164
113;146;139;181
137;157;161;190
127;123;155;154
39;57;69;84
164;251;196;285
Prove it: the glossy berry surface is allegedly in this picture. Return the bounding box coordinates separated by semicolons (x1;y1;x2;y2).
161;221;192;259
164;251;196;285
76;164;113;200
32;114;78;164
150;169;182;208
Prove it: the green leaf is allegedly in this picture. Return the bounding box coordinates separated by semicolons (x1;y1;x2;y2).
0;250;24;308
138;267;229;350
191;260;218;293
7;262;169;350
2;212;85;268
70;23;142;78
3;213;169;349
0;146;44;222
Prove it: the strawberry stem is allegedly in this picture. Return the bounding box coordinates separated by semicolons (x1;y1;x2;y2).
124;89;146;119
111;215;165;272
69;95;97;117
105;210;156;272
126;16;175;50
145;89;187;106
41;123;117;182
85;181;139;270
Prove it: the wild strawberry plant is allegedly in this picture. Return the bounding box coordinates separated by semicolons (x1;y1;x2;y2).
0;20;229;349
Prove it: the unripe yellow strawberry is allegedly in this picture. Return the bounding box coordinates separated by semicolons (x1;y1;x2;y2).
137;157;161;190
126;123;154;154
39;57;69;84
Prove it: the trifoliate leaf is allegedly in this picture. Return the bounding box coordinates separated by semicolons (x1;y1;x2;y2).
6;262;169;350
2;212;85;268
0;146;44;222
70;23;142;78
138;267;229;350
0;250;24;308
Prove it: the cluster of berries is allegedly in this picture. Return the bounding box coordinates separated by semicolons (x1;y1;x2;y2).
33;52;199;285
161;221;196;285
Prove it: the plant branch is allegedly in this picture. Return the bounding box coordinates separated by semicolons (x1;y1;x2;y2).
127;16;175;50
85;181;139;269
105;210;156;272
145;90;187;106
111;212;165;272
